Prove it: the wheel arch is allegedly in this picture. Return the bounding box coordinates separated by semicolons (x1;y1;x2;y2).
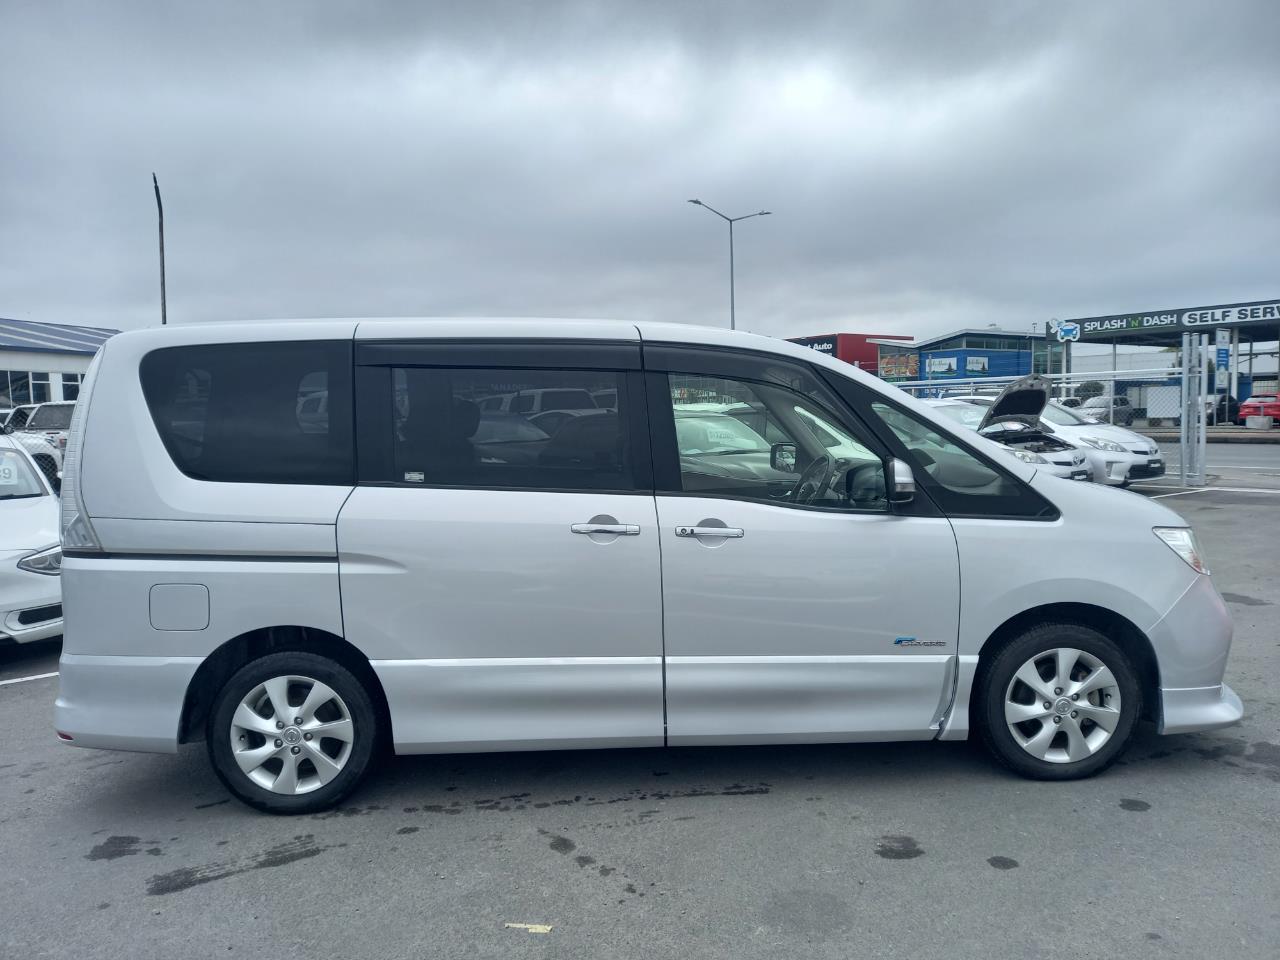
178;626;392;746
971;602;1160;725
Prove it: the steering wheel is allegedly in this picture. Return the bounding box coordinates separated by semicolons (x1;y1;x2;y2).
791;453;834;504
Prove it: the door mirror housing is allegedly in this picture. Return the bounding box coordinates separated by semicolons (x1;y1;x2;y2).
889;458;916;503
770;442;798;473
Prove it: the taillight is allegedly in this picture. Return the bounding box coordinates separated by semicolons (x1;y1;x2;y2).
60;350;104;553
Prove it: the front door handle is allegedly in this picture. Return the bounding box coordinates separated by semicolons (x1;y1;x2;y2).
675;525;745;539
571;522;640;536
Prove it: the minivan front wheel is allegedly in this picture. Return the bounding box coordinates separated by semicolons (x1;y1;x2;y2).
977;624;1140;780
207;652;378;814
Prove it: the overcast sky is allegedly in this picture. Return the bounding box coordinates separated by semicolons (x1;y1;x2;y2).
2;1;1277;341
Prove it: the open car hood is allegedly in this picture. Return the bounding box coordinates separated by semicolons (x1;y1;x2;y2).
977;375;1051;432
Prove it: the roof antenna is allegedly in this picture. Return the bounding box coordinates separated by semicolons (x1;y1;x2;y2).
152;173;167;325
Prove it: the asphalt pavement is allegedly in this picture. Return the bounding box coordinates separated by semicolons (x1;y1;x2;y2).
2;484;1277;960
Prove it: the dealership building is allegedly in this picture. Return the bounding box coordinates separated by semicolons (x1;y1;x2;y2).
0;317;119;406
791;327;1063;384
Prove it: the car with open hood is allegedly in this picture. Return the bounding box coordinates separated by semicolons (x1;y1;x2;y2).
949;394;1163;486
923;376;1090;482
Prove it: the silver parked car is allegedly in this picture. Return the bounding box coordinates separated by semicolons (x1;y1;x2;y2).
55;320;1241;813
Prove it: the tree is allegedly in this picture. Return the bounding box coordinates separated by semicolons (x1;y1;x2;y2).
1077;380;1105;400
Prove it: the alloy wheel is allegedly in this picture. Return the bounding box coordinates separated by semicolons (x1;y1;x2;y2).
229;675;355;795
1003;648;1123;764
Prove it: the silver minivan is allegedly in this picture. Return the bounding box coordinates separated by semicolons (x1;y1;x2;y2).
54;320;1243;813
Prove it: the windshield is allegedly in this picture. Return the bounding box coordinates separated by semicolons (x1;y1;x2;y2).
0;448;46;499
26;404;74;430
928;403;985;430
1042;403;1088;425
675;414;770;455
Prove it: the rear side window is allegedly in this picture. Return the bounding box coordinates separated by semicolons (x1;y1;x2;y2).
140;341;354;485
389;367;632;491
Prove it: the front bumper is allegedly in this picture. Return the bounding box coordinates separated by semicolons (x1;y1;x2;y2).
0;557;63;644
1041;462;1092;481
54;653;202;753
1127;457;1166;481
1159;683;1244;734
1147;573;1243;734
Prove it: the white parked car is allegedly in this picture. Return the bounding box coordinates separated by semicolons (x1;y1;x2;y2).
7;431;63;491
950;395;1163;486
0;436;63;645
55;320;1240;813
20;400;76;451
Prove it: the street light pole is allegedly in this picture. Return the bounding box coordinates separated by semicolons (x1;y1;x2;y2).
688;199;770;331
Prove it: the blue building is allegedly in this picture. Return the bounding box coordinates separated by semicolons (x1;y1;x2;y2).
872;328;1064;384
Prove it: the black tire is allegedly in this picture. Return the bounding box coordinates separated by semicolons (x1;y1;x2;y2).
207;651;378;814
976;622;1141;780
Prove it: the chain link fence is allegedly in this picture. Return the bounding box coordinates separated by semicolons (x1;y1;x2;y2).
887;361;1209;486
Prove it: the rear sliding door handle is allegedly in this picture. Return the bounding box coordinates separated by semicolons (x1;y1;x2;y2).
571;522;640;536
675;525;745;539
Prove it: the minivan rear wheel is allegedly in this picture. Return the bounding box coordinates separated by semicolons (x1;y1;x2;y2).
207;651;378;814
977;623;1140;780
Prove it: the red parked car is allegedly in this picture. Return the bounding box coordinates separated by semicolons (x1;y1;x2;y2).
1238;394;1280;423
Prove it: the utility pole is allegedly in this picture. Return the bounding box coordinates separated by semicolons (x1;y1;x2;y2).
153;173;167;325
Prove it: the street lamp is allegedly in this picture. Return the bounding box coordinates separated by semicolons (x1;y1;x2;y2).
688;199;771;331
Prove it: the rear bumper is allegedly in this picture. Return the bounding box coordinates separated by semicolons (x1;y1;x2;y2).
54;653;202;753
1159;683;1244;734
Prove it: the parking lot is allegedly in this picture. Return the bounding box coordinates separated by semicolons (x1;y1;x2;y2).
3;451;1278;960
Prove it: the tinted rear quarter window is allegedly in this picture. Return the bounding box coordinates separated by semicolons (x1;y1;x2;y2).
140;340;354;484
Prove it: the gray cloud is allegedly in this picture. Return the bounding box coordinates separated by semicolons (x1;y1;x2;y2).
1;1;1277;340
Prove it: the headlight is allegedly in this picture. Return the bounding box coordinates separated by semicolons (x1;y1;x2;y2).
1079;436;1127;453
17;545;62;576
1153;527;1208;575
1009;449;1048;464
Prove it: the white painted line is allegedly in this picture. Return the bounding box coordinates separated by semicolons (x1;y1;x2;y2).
0;671;58;687
1149;485;1280;498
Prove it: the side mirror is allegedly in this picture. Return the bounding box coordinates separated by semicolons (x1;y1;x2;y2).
889;458;915;503
2;425;12;434
770;442;798;473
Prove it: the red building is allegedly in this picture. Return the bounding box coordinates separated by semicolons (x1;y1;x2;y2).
786;333;913;374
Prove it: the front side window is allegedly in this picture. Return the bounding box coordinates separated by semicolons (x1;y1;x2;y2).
871;401;1054;518
140;341;354;485
665;373;887;511
0;449;46;499
390;367;631;491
